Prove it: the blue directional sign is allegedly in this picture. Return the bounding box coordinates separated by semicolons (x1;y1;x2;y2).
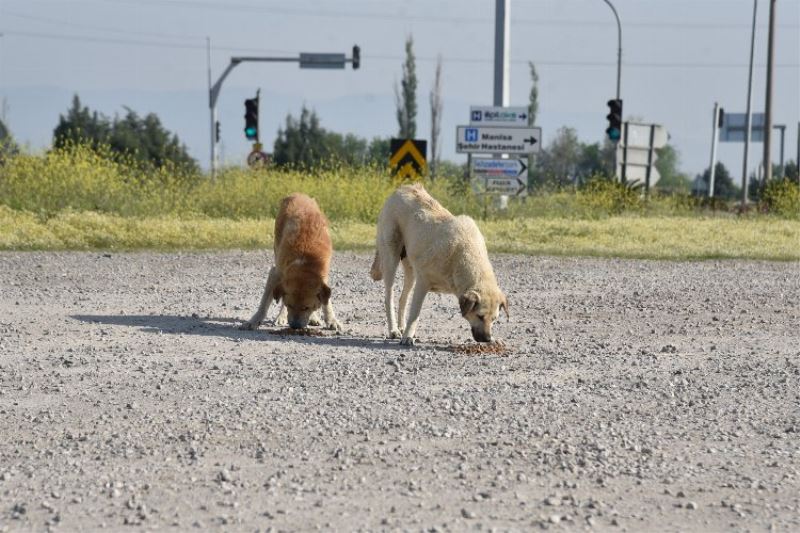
472;158;528;179
465;128;479;142
470;106;529;126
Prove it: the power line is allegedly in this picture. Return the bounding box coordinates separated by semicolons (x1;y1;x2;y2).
83;0;800;30
1;10;206;41
2;28;798;70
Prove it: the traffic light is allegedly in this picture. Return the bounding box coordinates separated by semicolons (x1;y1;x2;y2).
352;45;360;70
215;120;221;143
244;96;259;141
606;98;623;142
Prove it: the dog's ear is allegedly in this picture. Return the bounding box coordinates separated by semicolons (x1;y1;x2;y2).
459;290;480;317
319;283;332;305
272;284;284;303
500;293;510;320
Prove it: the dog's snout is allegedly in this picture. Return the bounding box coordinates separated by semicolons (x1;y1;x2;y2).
471;327;493;343
289;318;306;330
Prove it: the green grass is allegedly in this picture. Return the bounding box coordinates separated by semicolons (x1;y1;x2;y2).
2;206;797;260
1;144;798;260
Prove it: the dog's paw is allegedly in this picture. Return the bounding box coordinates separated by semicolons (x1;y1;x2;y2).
389;328;402;339
399;336;416;347
308;316;323;327
324;319;342;332
239;321;258;331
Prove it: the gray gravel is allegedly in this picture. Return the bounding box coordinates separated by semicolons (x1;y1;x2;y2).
1;250;798;532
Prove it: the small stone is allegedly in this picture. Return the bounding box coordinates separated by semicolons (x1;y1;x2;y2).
544;496;560;506
686;501;698;510
461;508;476;519
549;514;561;524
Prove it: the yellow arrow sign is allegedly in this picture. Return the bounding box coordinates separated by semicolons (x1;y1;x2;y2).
390;139;428;178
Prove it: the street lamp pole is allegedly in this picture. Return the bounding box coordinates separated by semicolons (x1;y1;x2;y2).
742;0;758;208
602;0;622;178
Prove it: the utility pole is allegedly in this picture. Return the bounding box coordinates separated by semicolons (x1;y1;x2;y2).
493;0;510;210
493;0;510;108
762;0;777;184
742;0;758;208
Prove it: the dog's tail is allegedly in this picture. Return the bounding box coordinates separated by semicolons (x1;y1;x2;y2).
370;250;382;281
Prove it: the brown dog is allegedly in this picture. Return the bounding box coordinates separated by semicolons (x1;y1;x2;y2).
240;193;340;331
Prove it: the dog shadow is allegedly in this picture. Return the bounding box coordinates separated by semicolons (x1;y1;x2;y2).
70;313;435;351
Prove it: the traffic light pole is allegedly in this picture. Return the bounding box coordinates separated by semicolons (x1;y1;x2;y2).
602;0;622;179
208;48;360;179
708;102;721;197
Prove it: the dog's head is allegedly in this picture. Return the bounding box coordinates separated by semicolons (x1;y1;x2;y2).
459;289;509;343
273;276;331;329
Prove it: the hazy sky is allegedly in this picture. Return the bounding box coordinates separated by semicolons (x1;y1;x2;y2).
1;0;798;177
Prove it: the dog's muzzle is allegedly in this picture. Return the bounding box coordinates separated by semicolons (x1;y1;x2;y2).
289;319;307;330
471;327;493;343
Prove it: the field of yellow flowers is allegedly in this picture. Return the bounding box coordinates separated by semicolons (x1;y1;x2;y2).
1;144;797;260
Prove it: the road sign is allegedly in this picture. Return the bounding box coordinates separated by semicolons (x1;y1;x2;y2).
479;176;527;196
471;157;527;179
469;106;529;126
719;113;765;142
390;138;427;180
456;126;541;155
299;53;346;69
617;122;667;190
247;150;269;168
624;123;668;149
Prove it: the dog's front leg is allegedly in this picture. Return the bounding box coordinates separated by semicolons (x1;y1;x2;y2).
321;301;342;332
399;281;428;346
240;266;280;330
274;302;288;326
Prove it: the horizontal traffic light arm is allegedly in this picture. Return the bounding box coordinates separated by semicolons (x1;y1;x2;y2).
210;46;361;108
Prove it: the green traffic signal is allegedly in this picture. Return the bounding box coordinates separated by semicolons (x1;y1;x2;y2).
244;96;259;141
606;98;623;142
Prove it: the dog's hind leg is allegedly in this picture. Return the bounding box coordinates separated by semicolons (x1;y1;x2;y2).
397;257;415;332
380;245;403;339
240;266;280;330
400;277;428;346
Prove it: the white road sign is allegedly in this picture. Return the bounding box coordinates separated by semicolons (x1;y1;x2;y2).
470;106;530;126
471;158;528;179
481;176;527;196
623;123;668;149
456;126;541;155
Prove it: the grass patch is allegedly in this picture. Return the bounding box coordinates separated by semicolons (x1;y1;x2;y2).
2;206;797;260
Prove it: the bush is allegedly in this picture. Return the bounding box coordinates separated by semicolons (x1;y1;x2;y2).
761;179;800;218
577;177;643;216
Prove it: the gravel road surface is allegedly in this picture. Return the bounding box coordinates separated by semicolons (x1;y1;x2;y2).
1;251;798;532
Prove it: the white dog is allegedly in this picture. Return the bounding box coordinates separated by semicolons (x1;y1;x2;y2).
370;183;508;345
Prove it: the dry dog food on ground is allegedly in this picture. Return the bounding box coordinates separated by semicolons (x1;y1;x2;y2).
449;342;510;355
268;327;326;337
